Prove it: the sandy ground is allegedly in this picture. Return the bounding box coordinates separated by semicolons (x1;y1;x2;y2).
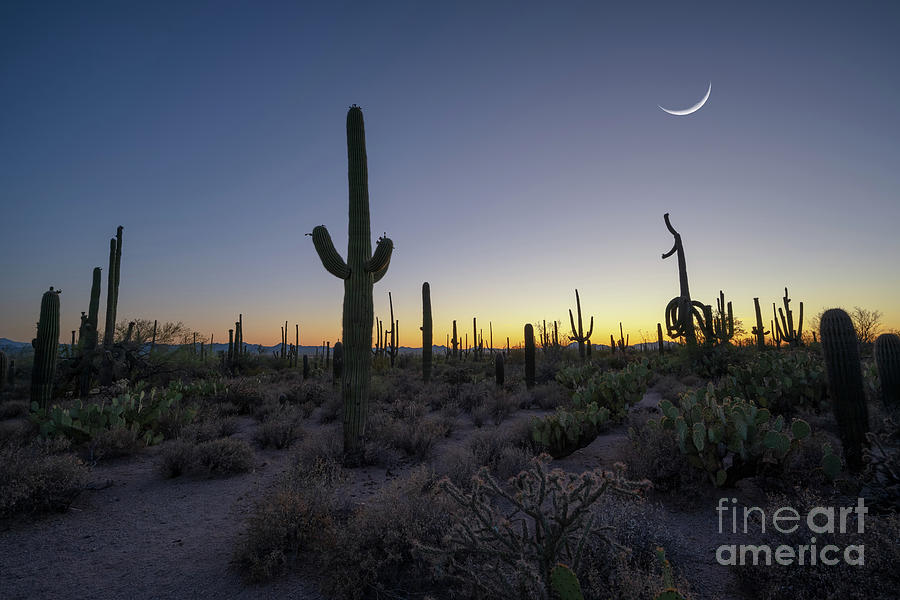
1;392;754;600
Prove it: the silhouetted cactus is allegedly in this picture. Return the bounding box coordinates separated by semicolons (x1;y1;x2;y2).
303;354;310;379
657;323;664;353
452;320;458;359
525;324;535;389
875;333;900;406
495;353;504;387
421;282;432;383
311;105;393;464
333;341;343;383
774;287;803;347
103;227;123;347
76;266;102;397
820;308;869;471
710;290;734;345
31;287;61;409
568;289;594;361
752;297;768;349
662;213;698;346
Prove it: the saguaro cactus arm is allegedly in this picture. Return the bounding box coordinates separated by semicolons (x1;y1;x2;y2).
311;226;351;279
366;235;394;275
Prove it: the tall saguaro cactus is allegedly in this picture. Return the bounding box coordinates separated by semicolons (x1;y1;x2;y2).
103;227;123;347
752;297;768;350
31;287;61;409
820;308;869;471
78;267;102;397
568;289;594;360
524;323;535;389
421;282;432;383
874;333;900;406
311;105;394;465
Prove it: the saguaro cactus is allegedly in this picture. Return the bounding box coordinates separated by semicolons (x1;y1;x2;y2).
421;282;432;383
103;227;123;347
524;323;535;389
751;297;768;350
495;352;505;386
78;267;102;397
311;105;393;464
31;287;61;409
451;320;458;359
773;287;803;348
874;333;900;406
662;213;704;347
568;289;594;361
820;308;869;471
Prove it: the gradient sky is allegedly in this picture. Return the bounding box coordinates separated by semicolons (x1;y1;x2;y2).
2;1;898;347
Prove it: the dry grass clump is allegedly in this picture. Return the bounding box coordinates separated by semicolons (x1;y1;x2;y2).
180;415;240;444
435;420;536;489
319;467;454;600
254;407;304;450
159;437;254;478
90;426;142;460
0;440;88;518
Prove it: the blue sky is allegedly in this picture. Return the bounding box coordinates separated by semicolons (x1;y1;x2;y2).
2;1;898;345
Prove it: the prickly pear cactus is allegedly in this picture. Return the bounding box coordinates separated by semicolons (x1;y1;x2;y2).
31;287;61;409
550;563;584;600
311;106;393;464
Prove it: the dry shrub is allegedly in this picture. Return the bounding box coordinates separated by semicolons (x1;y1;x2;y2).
196;438;255;475
0;401;29;420
233;454;346;582
318;392;343;424
91;426;142;460
254;406;304;449
181;416;240;443
320;467;454;600
159;439;197;478
0;441;88;518
292;426;344;466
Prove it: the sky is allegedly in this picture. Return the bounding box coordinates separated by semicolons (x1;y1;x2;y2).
1;1;898;347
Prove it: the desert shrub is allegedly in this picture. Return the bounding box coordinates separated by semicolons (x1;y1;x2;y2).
159;439;197;478
733;491;900;600
486;389;519;425
368;409;449;460
196;438;254;475
580;496;692;599
651;374;688;402
527;382;568;410
861;418;900;512
0;442;88;518
434;444;480;489
417;455;650;599
222;380;266;415
180;415;240;443
292;426;344;466
0;401;29;420
255;411;303;450
0;417;37;449
458;382;489;413
321;467;454;600
318;392;343;424
90;426;142;460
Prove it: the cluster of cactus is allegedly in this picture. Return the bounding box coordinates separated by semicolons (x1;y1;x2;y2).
719;350;827;414
704;290;734;345
31;287;61;409
555;362;603;390
656;385;813;486
531;402;610;458
773;287;803;347
614;322;629;353
311;105;393;463
568;289;593;360
30;385;194;446
819;308;870;471
571;359;652;421
874;333;900;406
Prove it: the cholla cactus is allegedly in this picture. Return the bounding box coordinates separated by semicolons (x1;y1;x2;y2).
416;454;649;600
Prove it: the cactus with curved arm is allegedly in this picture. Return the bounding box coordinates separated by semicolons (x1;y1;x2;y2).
311;105;393;464
661;213;700;346
752;297;769;349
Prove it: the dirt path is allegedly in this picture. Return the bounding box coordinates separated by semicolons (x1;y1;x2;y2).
0;417;323;600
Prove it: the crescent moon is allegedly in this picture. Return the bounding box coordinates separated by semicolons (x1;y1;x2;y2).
659;82;711;116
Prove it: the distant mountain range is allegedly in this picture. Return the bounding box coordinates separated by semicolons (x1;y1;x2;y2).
0;337;677;355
